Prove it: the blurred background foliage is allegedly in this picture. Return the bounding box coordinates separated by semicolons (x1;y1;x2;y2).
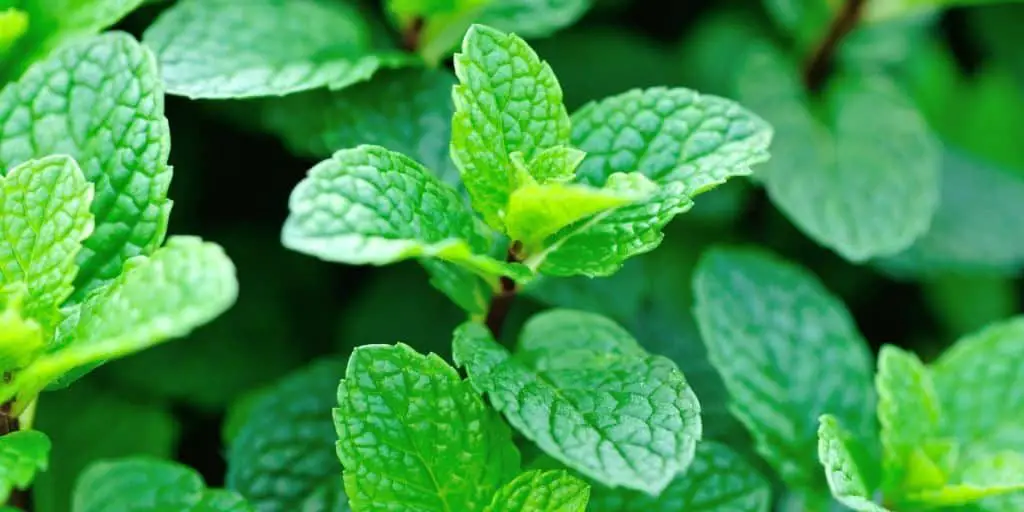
29;0;1024;509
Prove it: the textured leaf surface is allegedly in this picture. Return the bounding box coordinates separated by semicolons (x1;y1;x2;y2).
818;415;890;512
693;247;877;491
227;360;349;511
588;441;771;511
282;145;527;282
143;0;398;98
261;68;461;186
453;311;702;494
73;458;247;512
930;317;1024;453
335;343;519;511
736;43;938;261
451;24;570;229
484;470;589;512
18;236;237;394
0;156;92;329
0;32;172;297
0;431;50;503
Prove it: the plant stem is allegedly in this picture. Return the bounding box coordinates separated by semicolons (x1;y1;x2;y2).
802;0;867;93
484;245;521;340
401;17;425;52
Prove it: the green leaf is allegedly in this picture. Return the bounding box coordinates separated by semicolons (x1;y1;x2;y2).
865;0;1024;22
260;68;462;187
0;430;50;503
143;0;407;99
735;42;939;262
335;343;519;511
0;292;44;371
193;490;254;512
0;32;172;298
588;441;771;511
282;145;529;283
478;0;593;39
0;8;27;57
452;311;702;495
818;415;890;512
903;452;1024;507
33;384;180;512
930;316;1024;453
14;236;237;399
693;247;877;492
0;155;92;331
73;458;251;512
451;24;571;229
484;470;590;512
227;359;349;511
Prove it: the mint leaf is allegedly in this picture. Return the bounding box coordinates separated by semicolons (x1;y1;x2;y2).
0;155;92;331
194;490;253;512
282;145;528;283
15;236;237;397
930;317;1024;453
735;42;939;262
143;0;405;99
0;431;50;503
73;458;250;512
453;311;702;494
693;247;877;492
33;384;180;512
0;8;28;58
484;470;590;512
876;345;942;492
588;441;771;511
451;24;571;229
227;360;349;511
335;343;519;511
903;452;1024;507
261;68;461;187
0;32;172;298
818;415;890;512
479;0;592;38
0;292;44;371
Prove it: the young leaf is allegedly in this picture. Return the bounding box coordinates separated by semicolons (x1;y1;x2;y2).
282;145;528;282
450;24;571;229
0;32;172;298
143;0;406;99
0;292;44;371
73;458;251;512
453;311;702;495
818;415;890;512
227;360;349;511
588;441;772;511
335;343;520;511
693;247;877;492
0;431;50;503
902;452;1024;507
0;155;93;330
484;470;590;512
735;42;939;262
14;236;238;399
930;316;1024;453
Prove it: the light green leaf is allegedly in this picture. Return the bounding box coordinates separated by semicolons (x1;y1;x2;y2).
335;343;519;511
693;247;877;491
0;32;173;299
818;415;890;512
73;458;248;512
0;292;44;371
524;145;585;184
260;68;461;187
227;360;349;511
453;311;702;495
282;145;529;283
143;0;406;99
0;155;92;330
0;8;27;57
484;470;589;512
0;430;50;503
876;345;943;491
930;316;1024;453
451;24;571;229
588;441;771;511
479;0;593;39
735;42;939;262
13;236;237;400
903;452;1024;507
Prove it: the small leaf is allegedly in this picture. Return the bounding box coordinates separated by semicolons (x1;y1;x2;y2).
588;441;772;511
143;0;407;99
0;431;50;503
0;156;93;331
818;415;890;512
484;470;590;512
453;311;702;495
0;32;173;298
693;247;877;492
525;146;585;184
73;458;250;512
335;343;519;511
450;24;571;229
